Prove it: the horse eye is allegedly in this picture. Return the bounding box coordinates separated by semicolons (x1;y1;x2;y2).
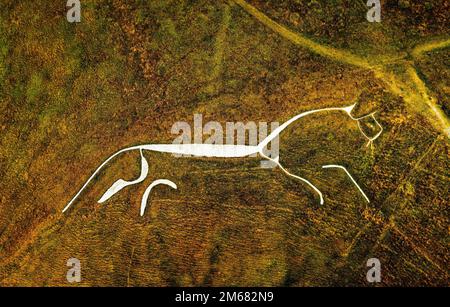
358;116;382;140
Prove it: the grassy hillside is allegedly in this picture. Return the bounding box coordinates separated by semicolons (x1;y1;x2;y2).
0;0;448;286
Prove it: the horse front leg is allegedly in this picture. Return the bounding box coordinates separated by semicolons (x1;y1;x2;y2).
259;152;324;205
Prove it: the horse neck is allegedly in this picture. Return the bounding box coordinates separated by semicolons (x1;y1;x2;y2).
258;106;354;150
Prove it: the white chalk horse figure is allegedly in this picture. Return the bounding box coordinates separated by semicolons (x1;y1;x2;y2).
62;104;383;216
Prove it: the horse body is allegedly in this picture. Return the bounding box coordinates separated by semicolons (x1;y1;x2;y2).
63;103;382;215
141;144;259;158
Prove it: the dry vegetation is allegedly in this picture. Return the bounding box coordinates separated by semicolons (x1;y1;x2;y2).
0;0;448;286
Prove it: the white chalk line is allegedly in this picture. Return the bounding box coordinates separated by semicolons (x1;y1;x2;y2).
141;179;177;216
322;165;370;203
98;149;149;203
62;104;381;214
259;151;324;205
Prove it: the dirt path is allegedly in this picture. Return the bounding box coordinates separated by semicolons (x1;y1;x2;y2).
412;38;450;59
232;0;450;138
232;0;372;69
